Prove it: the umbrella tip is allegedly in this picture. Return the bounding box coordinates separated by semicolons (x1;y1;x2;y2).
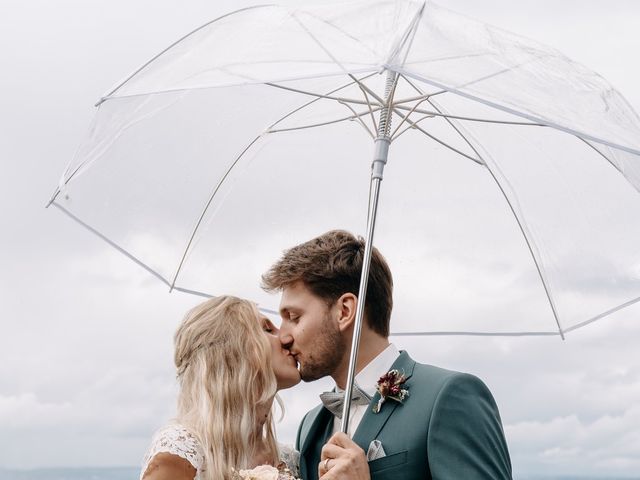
45;188;61;209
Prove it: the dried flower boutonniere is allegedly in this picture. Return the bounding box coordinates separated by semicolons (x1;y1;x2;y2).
373;369;409;413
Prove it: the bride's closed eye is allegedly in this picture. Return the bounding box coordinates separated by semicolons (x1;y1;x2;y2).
261;317;277;334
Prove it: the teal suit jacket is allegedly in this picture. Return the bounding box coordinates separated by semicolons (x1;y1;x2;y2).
296;351;512;480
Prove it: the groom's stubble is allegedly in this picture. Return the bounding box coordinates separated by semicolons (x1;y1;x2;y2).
299;311;347;383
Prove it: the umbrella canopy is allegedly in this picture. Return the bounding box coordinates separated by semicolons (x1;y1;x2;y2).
50;0;640;339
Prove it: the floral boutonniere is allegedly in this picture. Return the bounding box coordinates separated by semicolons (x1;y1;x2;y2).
373;369;409;413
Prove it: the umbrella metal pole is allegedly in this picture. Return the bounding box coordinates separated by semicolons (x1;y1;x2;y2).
340;71;396;434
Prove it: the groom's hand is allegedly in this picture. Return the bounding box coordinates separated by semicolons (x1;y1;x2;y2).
319;432;371;480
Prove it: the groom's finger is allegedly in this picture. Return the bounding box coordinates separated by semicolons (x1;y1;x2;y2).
318;452;342;477
320;443;344;461
319;443;345;477
317;456;332;477
326;432;361;450
321;433;370;479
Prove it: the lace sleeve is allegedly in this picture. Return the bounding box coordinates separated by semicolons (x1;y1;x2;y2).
278;443;300;478
140;424;204;480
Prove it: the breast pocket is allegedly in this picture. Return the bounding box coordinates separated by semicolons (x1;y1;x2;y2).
368;450;408;475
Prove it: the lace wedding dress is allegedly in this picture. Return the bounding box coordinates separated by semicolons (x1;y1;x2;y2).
139;424;300;480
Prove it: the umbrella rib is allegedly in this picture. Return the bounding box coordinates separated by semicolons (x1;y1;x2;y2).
291;10;378;102
425;98;486;163
348;74;386;105
392;114;435;139
399;80;639;338
337;101;376;139
397;49;554;106
267;72;379;138
390;106;484;164
394;116;481;164
389;93;429;138
398;73;485;162
268;71;379;129
390;330;560;337
291;9;379;59
578;137;628;177
409;114;566;336
50;202;172;288
439;132;566;340
389;51;551;106
170;74;380;289
399;72;566;338
355;83;379;134
97;4;277;105
168;135;264;291
265;82;380;107
98;67;380;104
346;72;398;140
468;157;568;339
396;67;640;156
49;144;99;205
394;105;544;126
290;9;403;135
158;287;282;318
50;93;188;207
383;0;426;67
266;108;376;136
563;294;640;333
389;84;543;126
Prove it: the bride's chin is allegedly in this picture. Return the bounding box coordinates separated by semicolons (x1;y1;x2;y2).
277;372;302;390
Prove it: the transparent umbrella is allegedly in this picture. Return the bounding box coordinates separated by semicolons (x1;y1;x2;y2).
49;0;640;431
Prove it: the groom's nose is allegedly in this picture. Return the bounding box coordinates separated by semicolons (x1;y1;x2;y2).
278;323;294;349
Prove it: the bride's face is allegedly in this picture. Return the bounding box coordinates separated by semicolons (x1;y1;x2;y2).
260;314;301;390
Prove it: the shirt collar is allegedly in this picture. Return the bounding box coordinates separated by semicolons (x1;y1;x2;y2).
352;343;400;397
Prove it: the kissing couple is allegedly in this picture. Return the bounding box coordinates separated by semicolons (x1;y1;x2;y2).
139;230;512;480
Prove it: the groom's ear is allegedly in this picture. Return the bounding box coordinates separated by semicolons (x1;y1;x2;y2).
334;292;358;332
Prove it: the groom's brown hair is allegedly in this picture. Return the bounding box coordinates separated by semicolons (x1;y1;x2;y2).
261;229;393;337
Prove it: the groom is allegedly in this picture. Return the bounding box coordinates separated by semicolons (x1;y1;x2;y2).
262;230;512;480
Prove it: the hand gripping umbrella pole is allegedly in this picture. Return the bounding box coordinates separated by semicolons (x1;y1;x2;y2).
340;70;398;434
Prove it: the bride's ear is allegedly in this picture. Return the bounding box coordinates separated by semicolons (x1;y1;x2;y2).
334;292;358;332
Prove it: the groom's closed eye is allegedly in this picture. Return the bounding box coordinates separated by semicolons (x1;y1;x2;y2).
286;310;301;323
279;308;300;325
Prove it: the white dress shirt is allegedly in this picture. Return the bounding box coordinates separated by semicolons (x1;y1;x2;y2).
330;343;400;437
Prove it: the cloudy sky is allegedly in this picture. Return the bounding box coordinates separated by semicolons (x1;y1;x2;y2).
1;0;640;477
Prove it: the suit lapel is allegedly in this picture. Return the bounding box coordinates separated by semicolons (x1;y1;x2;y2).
352;351;417;450
300;405;333;480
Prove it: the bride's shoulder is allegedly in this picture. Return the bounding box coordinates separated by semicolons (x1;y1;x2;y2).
140;423;204;480
150;424;201;447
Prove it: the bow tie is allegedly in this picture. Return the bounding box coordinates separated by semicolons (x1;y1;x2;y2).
319;384;372;419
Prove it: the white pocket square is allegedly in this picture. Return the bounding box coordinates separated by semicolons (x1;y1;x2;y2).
367;439;386;461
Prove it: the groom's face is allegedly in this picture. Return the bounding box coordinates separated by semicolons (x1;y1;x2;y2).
278;281;346;382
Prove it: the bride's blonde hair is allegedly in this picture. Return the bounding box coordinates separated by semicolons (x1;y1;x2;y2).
174;295;279;480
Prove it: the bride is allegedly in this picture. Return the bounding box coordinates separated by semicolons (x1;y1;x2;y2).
140;295;370;480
